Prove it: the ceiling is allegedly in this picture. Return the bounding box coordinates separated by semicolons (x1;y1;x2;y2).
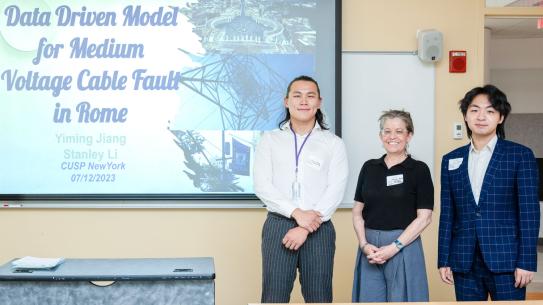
486;18;543;39
485;0;543;38
486;0;543;7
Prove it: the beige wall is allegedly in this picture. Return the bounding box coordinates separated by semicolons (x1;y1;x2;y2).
0;1;488;304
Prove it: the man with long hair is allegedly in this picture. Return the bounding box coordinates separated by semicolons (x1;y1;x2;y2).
254;75;348;302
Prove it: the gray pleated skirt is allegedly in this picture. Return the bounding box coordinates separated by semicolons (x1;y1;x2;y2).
352;228;429;302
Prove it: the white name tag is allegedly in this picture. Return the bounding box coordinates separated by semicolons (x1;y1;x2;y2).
306;155;323;171
448;158;463;170
386;174;404;186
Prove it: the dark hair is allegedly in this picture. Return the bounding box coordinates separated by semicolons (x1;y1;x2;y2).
278;75;328;130
459;84;511;139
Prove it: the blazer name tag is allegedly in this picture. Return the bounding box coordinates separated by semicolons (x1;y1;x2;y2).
448;158;463;170
386;174;404;186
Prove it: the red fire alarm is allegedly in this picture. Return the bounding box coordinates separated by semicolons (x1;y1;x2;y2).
449;50;467;73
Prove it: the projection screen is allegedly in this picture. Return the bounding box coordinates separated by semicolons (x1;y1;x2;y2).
0;0;341;201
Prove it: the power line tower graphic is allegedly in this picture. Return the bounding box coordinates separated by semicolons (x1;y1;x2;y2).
170;53;287;193
178;53;287;130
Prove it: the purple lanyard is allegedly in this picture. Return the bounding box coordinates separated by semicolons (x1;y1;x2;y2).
290;125;312;175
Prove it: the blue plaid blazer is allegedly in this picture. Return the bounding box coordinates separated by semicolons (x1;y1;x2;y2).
438;138;540;273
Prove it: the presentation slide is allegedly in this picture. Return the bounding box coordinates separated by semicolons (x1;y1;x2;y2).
0;0;338;199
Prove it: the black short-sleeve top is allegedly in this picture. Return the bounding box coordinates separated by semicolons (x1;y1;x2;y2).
354;155;434;230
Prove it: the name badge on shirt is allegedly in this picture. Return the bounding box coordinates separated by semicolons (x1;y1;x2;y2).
306;155;323;171
448;158;463;170
386;174;404;186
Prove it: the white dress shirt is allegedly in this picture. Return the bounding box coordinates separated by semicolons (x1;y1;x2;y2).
468;135;498;204
253;121;349;221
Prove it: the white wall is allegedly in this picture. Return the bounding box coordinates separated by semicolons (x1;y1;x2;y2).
491;68;543;113
484;28;492;84
489;37;543;113
490;38;543;69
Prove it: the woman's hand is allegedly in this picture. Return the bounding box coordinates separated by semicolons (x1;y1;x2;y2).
362;243;382;264
366;243;399;264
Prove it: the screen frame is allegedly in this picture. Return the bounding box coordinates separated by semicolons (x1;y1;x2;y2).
0;0;342;203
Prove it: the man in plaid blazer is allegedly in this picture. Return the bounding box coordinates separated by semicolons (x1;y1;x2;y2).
438;85;540;301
